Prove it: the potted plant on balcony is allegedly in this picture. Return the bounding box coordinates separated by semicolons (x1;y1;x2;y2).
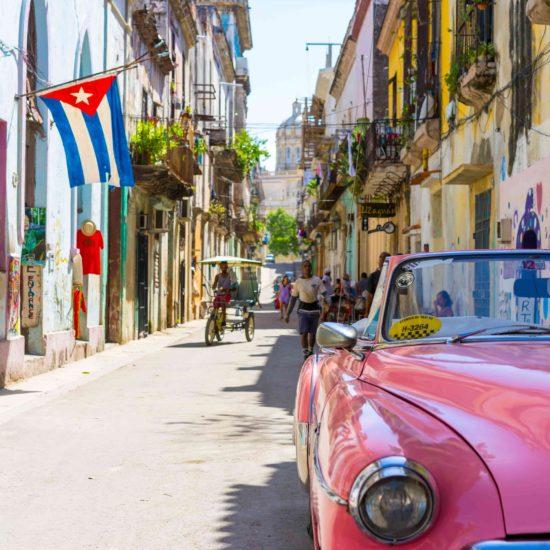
208;200;226;224
130;119;167;165
232;129;269;177
457;42;497;109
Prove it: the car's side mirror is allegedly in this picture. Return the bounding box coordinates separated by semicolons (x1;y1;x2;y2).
317;322;358;350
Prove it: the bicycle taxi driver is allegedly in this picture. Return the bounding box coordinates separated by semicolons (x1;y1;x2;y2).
213;261;237;326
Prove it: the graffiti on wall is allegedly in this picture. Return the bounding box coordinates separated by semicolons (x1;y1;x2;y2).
501;160;549;250
22;207;47;266
21;265;42;328
7;256;20;336
515;186;542;249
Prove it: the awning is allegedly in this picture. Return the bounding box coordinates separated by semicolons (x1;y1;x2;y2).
199;255;262;267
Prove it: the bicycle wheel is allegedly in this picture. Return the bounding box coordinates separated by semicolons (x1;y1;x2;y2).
245;313;255;342
205;315;216;346
215;310;225;342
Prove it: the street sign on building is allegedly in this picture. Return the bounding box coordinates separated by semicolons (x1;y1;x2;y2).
363;202;396;218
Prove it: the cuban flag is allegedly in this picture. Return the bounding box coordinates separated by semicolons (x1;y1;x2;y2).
38;74;134;187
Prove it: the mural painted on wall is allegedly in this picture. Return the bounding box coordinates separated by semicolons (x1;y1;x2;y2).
501;160;549;251
7;256;20;336
22;207;47;266
501;160;550;324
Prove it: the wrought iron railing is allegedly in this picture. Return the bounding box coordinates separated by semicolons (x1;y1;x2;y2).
364;120;404;171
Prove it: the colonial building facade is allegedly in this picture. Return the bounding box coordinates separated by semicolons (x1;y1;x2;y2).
0;0;255;386
300;0;550;284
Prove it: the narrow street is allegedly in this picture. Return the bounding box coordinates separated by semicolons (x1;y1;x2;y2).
0;266;310;550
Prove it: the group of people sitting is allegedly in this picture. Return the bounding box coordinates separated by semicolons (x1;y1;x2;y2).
320;252;390;323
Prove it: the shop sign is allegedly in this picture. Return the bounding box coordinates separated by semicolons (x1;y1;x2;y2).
363;202;396;218
21;265;42;328
22;207;47;266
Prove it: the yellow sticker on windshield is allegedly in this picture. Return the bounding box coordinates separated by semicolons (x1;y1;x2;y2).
389;315;442;341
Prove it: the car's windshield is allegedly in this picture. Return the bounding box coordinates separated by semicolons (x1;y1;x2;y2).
382;254;550;343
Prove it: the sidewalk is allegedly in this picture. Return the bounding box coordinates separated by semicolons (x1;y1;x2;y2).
0;320;205;426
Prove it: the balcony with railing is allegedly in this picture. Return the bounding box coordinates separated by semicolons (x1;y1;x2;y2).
235;57;250;95
130;117;201;201
452;2;496;110
362;120;407;196
132;6;175;75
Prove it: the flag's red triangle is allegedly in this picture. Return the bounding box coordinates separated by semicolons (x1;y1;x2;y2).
41;75;116;116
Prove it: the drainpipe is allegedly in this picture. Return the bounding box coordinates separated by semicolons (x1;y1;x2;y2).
100;0;109;337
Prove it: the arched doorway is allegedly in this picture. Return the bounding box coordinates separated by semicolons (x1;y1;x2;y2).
521;229;539;250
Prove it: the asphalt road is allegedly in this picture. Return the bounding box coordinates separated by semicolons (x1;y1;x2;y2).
0;265;311;550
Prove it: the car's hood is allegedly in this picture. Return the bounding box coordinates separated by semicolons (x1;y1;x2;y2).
362;342;550;535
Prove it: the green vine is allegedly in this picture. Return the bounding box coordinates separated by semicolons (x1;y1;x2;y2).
209;200;226;217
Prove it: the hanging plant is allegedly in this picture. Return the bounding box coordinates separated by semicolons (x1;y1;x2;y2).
130;119;167;165
231;129;270;175
209;200;226;218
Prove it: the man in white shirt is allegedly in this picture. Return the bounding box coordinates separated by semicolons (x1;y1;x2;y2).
285;259;326;359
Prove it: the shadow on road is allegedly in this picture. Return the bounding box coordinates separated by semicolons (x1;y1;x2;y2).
222;334;300;415
216;461;311;550
0;388;40;397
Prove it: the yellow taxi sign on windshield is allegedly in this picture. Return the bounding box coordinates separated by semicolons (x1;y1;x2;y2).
389;315;442;341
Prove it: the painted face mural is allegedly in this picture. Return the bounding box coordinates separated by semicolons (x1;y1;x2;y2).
516;188;541;249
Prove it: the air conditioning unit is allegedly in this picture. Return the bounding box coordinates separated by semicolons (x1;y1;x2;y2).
497;218;512;243
138;213;149;230
152;210;168;232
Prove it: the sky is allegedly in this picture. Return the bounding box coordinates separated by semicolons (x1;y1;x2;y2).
246;0;356;171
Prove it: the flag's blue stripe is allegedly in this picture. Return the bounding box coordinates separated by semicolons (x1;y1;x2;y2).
40;97;85;188
83;111;111;183
106;79;134;187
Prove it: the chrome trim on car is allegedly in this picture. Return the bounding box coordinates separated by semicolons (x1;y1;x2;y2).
295;422;309;489
471;543;550;549
313;425;348;506
348;456;437;545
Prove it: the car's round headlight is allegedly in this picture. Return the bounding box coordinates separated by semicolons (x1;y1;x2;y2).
349;457;436;544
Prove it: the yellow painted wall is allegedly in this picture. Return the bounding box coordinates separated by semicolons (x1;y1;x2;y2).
388;21;405;119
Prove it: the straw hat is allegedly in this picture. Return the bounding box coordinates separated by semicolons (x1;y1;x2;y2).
81;219;97;237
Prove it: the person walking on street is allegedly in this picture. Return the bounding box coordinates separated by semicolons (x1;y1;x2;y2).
285;260;326;359
278;275;292;320
356;272;369;295
364;252;390;317
322;268;333;299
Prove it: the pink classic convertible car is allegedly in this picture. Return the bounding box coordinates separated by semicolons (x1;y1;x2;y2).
294;250;550;549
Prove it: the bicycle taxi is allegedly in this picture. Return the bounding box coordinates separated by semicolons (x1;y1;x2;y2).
199;255;262;346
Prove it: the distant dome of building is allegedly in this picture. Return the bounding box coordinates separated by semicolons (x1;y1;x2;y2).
279;100;303;129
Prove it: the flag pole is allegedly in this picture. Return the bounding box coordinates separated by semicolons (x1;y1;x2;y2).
15;52;153;100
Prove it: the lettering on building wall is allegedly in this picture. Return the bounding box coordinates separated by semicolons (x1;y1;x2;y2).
22;265;42;328
363;202;396;218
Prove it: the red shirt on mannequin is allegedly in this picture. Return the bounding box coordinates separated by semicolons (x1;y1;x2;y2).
76;229;104;275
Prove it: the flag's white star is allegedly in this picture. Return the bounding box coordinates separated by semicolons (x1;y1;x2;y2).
70;87;93;105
